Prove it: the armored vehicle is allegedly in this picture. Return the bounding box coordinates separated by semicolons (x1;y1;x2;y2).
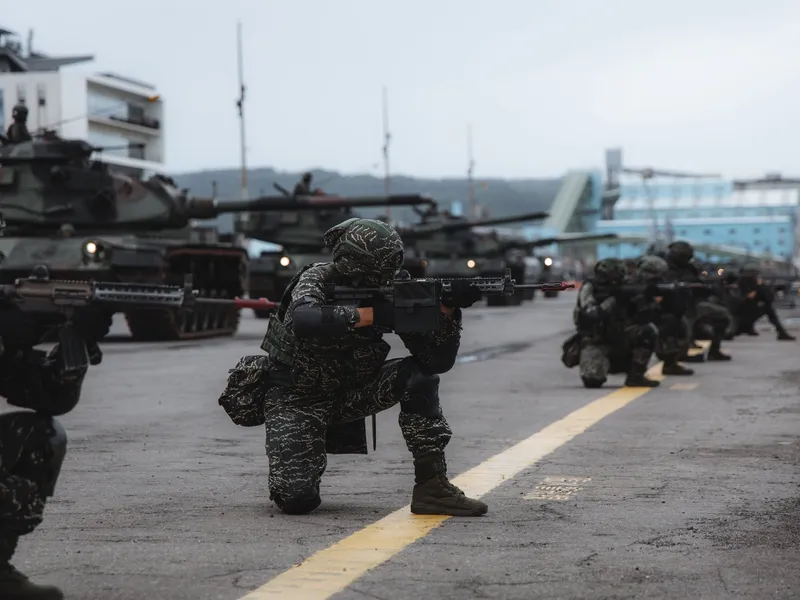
237;184;435;318
391;208;549;305
0;133;411;339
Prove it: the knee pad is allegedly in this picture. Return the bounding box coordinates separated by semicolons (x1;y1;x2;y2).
272;487;322;515
399;363;442;419
582;377;605;389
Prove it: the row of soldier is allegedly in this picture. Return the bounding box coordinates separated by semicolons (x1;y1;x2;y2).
1;219;795;599
564;240;795;388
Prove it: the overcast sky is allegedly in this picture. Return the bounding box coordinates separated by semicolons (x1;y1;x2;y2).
3;0;799;179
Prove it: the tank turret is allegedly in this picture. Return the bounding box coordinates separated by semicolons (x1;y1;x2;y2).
0;135;434;232
236;186;436;317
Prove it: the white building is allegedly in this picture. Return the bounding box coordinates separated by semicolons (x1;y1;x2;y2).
0;26;164;177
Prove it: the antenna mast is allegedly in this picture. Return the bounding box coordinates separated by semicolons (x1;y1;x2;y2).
236;21;248;203
382;86;392;219
467;124;475;218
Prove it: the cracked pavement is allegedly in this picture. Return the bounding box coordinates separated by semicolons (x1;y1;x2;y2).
5;296;799;599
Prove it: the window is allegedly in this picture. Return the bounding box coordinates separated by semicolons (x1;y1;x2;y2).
87;90;127;120
703;229;712;235
36;83;46;107
87;130;146;159
754;241;761;246
779;227;786;233
778;240;784;246
15;83;25;105
754;227;760;233
729;228;736;234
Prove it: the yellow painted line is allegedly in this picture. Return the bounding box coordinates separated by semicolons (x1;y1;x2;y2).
238;386;654;600
670;382;698;391
687;340;712;356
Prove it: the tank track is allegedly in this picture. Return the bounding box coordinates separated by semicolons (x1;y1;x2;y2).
123;249;247;341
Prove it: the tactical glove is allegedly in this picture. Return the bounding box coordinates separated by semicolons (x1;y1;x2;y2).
372;299;395;330
442;281;483;309
0;306;40;350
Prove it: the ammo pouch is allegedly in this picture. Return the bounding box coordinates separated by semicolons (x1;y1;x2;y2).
561;332;582;368
218;355;271;426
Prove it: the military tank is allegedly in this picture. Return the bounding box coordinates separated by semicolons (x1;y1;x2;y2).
501;233;618;302
236;183;436;317
393;208;550;307
0;133;422;339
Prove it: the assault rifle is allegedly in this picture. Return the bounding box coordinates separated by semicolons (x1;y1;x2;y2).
324;267;574;334
0;266;277;372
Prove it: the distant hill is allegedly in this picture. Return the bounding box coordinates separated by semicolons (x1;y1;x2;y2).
172;167;564;232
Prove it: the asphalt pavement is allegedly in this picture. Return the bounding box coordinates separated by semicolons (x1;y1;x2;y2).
9;296;800;600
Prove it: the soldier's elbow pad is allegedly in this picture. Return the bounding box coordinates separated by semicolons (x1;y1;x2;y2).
292;306;350;338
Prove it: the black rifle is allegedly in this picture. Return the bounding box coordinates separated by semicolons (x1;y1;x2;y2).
0;268;277;374
323;267;574;334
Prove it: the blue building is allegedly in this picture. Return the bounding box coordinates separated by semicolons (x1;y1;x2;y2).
595;178;799;262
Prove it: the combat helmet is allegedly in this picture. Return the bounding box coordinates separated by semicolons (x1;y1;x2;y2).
11;103;28;122
635;255;668;281
666;240;694;267
593;258;627;284
324;217;405;284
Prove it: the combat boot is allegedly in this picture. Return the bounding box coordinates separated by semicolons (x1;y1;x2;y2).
777;330;796;341
662;362;694;376
624;373;660;387
0;537;63;600
411;454;487;516
680;353;705;363
707;341;731;361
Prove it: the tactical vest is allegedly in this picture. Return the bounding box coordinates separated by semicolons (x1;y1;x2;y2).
260;262;335;366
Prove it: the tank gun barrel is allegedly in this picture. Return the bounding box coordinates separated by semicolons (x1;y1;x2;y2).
500;232;618;252
403;211;549;239
183;193;436;219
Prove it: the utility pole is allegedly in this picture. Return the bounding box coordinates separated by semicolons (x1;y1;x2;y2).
467;124;475;219
236;21;248;206
382;86;392;220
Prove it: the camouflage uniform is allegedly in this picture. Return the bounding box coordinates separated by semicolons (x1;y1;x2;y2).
633;255;694;376
665;241;732;361
292;172;313;197
5;104;32;144
573;258;660;389
734;269;795;341
0;340;77;600
0;277;109;599
252;218;486;516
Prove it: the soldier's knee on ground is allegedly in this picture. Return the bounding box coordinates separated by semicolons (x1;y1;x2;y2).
272;485;322;515
581;376;606;389
399;362;442;419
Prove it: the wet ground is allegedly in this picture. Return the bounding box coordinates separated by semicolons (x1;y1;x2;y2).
9;295;800;600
